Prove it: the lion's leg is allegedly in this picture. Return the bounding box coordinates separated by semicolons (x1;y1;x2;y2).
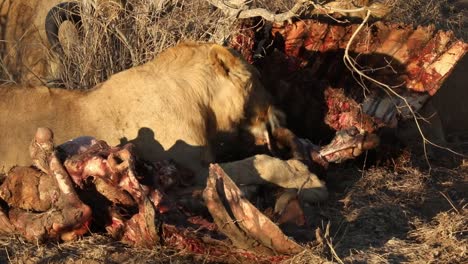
218;154;328;203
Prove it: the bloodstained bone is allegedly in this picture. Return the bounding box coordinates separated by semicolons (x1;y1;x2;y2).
269;20;467;97
0;18;464;261
0;128;92;242
319;127;380;163
4;20;462;254
29;127;55;174
229;19;466;146
203;164;304;255
0;128;319;261
60;139;165;247
0;124;379;247
272;126;379;170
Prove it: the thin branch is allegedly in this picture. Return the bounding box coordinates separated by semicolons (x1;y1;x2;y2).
310;2;367;14
342;10;467;171
439;191;460;214
209;0;308;22
323;222;344;264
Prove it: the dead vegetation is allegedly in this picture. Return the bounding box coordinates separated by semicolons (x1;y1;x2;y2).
0;0;467;263
386;0;468;40
3;0;465;88
283;156;467;264
52;0;227;88
0;154;466;263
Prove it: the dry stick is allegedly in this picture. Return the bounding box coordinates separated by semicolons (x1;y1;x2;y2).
0;40;15;83
209;0;308;22
211;1;464;167
208;0;376;45
310;2;367;14
3;247;11;263
211;0;364;23
439;191;461;214
342;10;467;171
324;221;344;264
0;57;15;85
1;29;49;86
113;27;137;67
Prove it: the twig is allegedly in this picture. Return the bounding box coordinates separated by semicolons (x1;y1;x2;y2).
342;10;467;171
323;222;345;264
113;27;137;67
4;247;11;263
439;191;460;214
310;2;367;14
209;0;308;22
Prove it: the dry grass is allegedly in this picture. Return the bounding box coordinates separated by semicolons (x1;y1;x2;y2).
49;0;288;89
0;0;467;263
52;0;467;89
386;0;468;40
288;153;467;264
53;0;226;89
2;0;466;88
0;152;465;263
0;234;197;263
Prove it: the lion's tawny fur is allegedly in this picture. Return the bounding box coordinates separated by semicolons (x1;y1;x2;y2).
1;0;68;85
0;42;327;202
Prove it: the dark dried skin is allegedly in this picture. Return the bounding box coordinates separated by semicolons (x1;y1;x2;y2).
0;166;58;212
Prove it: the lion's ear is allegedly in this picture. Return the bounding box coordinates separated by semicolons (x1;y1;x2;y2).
209;44;239;77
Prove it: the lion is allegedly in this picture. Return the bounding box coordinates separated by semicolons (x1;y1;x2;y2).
0;42;327;203
1;0;122;86
1;0;67;85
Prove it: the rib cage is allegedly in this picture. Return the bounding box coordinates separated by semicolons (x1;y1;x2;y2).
231;19;467;140
270;20;467;96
